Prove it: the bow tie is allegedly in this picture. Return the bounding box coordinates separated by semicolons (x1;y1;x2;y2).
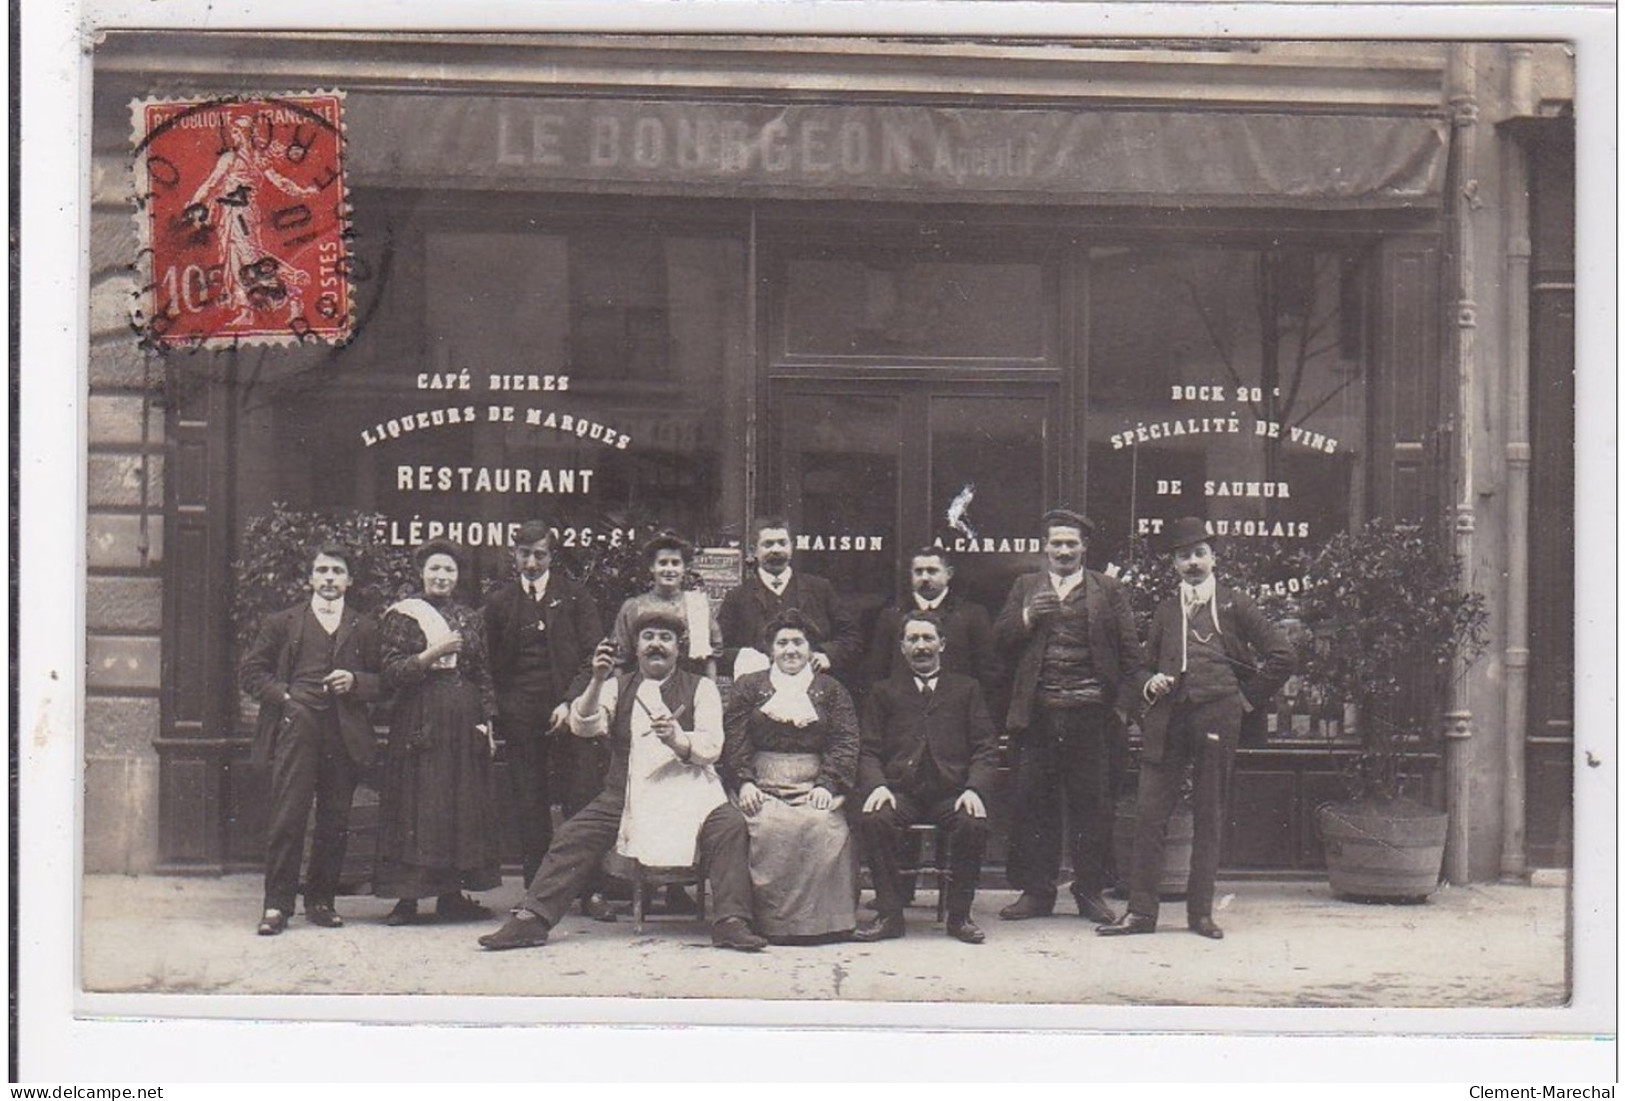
314;601;341;616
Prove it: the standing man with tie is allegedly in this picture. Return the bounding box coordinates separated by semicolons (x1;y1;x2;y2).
482;520;611;916
995;508;1150;926
717;517;861;681
1099;517;1293;940
239;543;383;935
853;610;999;944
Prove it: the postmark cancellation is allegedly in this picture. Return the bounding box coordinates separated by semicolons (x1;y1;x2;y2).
130;91;353;350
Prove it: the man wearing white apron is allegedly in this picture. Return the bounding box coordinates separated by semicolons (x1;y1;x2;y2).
480;607;766;952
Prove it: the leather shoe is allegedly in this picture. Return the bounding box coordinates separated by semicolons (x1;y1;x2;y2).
1188;915;1225;940
851;913;906;942
997;893;1055;921
1074;892;1118;925
710;917;768;952
256;908;287;936
305;903;343;928
580;892;619;922
479;911;551;950
1097;912;1158;936
946;917;985;945
384;900;419;927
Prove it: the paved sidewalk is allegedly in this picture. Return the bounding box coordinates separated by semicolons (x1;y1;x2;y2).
80;873;1567;1007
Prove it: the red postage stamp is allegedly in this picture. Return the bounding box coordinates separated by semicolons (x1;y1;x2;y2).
131;92;352;349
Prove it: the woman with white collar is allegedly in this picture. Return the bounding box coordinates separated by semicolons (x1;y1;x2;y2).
722;610;860;944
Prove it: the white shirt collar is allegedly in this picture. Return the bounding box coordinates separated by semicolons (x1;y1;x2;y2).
524;571;550;599
913;589;948;611
759;566;793;593
1049;570;1084;599
1181;576;1217;610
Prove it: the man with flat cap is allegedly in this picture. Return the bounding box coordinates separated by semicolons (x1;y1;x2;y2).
995;507;1149;926
1099;517;1293;940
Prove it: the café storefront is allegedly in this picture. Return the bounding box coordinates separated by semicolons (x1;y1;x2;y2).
85;34;1576;884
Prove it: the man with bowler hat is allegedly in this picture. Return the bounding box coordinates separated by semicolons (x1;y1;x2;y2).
1099;517;1294;940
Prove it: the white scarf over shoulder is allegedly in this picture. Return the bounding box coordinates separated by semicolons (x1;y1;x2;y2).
760;665;819;727
681;590;714;661
390;597;458;668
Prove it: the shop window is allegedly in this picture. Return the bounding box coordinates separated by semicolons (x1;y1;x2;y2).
782;256;1045;361
1086;244;1370;743
230;207;748;600
568;234;671;380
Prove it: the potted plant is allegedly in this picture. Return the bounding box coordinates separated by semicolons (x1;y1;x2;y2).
1295;519;1489;901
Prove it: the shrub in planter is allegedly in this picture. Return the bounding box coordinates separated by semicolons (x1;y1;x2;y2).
1295;520;1489;900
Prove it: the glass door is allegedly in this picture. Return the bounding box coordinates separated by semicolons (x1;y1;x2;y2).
768;383;1057;653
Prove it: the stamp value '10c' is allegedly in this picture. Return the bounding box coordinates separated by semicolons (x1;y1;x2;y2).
131;92;352;350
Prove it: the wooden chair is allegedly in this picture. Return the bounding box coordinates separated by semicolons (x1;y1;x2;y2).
630;862;708;932
894;822;952;924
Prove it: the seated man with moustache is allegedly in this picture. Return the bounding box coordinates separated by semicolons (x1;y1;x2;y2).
853;610;1000;945
479;607;767;953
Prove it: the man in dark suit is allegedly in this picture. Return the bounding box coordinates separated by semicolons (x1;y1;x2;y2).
853;610;999;945
482;520;610;916
995;508;1151;925
717;517;861;679
864;546;1000;694
1099;517;1294;940
239;543;383;936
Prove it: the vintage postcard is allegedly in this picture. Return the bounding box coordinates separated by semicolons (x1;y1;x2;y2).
18;0;1614;1082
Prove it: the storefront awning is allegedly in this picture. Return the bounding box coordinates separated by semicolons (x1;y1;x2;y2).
346;94;1449;209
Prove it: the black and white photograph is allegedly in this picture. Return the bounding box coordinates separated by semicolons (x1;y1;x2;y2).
17;0;1615;1083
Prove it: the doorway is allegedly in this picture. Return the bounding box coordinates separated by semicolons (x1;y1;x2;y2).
765;381;1059;650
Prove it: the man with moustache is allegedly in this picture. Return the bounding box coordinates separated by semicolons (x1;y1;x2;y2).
482;520;615;920
853;611;1000;945
1099;517;1293;940
479;608;767;952
239;544;383;935
995;508;1150;926
864;546;1000;695
717;517;861;680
